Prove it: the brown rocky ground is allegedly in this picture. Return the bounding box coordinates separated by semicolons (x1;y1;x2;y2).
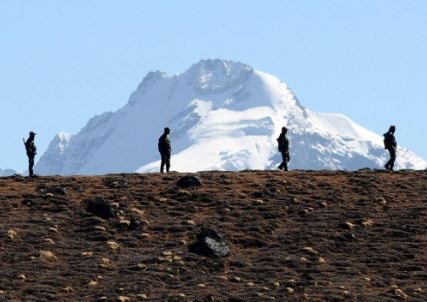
0;170;426;302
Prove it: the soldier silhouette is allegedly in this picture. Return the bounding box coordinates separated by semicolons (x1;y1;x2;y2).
383;125;397;171
277;126;290;171
158;127;171;173
24;131;37;177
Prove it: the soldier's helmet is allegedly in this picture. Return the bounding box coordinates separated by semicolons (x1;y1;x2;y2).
29;131;37;137
389;125;396;133
282;126;288;132
164;127;170;134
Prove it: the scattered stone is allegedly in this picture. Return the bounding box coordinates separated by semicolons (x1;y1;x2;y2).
43;193;55;198
86;197;117;219
319;201;328;207
88;280;98;286
197;284;206;288
255;199;264;205
273;282;280;288
302;246;319;255
318;257;326;264
393;288;408;300
94;226;106;232
362;219;374;227
246;282;255;287
136;294;148;300
7;229;17;240
188;228;230;257
111;202;121;209
231;277;242;283
343;221;355;229
44;238;54;244
118;219;131;228
286;287;294;294
18;274;26;281
39;250;55;259
376;197;388;205
107;241;120;250
81;251;94;256
63;287;74;293
176;175;202;188
48;227;59;233
130;207;145;217
100;258;112;267
117;296;130;302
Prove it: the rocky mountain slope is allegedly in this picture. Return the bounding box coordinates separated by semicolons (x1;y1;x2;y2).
0;171;426;301
36;59;426;175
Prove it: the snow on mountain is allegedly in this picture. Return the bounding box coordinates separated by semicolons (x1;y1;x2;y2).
36;59;427;175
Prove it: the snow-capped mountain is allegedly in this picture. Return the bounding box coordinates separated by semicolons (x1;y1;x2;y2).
36;59;427;175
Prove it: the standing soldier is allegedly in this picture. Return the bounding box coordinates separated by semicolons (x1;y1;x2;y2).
277;126;290;171
158;127;171;173
24;131;37;177
383;125;397;171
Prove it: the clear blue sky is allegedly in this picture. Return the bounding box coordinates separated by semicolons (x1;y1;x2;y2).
1;0;426;172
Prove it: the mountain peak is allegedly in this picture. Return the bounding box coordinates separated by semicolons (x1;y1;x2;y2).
185;59;253;94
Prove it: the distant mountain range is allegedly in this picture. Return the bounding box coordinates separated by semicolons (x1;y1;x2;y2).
36;59;427;175
0;169;16;177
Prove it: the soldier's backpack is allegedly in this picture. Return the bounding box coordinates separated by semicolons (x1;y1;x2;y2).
383;132;392;149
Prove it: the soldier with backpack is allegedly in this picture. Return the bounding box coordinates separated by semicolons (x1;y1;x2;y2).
383;125;397;171
277;126;290;171
158;127;171;173
24;131;37;177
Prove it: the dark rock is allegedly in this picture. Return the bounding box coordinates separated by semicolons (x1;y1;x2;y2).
47;187;67;195
176;175;202;188
103;177;128;189
129;217;143;230
197;227;223;241
37;185;67;195
86;197;116;219
189;228;229;257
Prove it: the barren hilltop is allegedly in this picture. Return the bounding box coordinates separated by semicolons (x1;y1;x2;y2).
1;170;426;301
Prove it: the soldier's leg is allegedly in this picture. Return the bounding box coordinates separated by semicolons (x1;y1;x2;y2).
165;152;171;173
160;153;165;173
28;157;34;177
279;151;287;170
390;149;396;171
385;149;391;170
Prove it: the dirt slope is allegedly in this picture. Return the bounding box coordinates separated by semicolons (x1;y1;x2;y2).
0;170;426;301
